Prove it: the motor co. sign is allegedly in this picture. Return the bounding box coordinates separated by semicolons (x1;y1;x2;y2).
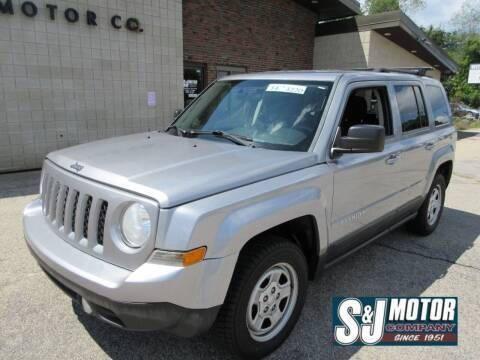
0;0;143;32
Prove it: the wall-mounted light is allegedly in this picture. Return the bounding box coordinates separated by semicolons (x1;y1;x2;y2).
384;32;392;37
411;50;417;54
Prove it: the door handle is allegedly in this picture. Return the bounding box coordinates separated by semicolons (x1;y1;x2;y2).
424;142;435;151
385;153;400;165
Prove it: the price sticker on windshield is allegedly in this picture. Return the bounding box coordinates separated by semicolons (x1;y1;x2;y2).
266;84;307;95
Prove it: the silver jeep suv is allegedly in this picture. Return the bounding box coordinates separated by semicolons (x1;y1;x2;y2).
24;70;456;358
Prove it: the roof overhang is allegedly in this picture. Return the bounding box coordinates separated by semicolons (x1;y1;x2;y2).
294;0;361;21
315;10;458;74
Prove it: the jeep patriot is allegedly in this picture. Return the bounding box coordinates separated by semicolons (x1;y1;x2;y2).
24;70;456;358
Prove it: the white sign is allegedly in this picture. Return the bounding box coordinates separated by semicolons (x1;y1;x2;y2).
266;84;307;95
468;64;480;84
147;91;156;107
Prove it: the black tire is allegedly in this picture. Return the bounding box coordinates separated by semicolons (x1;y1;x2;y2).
408;174;446;236
215;235;308;359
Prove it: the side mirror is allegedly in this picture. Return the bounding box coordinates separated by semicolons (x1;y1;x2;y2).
173;108;183;119
332;125;385;155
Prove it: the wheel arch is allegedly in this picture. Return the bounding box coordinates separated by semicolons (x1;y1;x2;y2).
239;215;321;280
424;144;455;196
436;160;453;187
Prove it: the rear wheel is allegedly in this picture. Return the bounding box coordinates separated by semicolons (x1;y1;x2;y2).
215;235;308;359
408;174;446;236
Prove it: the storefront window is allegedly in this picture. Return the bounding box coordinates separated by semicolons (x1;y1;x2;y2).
184;63;206;106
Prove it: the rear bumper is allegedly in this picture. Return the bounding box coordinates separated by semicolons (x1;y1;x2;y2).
29;246;219;336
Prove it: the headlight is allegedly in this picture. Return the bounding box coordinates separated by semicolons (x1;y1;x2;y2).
121;203;151;248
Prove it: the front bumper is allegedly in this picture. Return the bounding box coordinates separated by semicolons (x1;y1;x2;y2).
24;199;237;336
29;246;219;335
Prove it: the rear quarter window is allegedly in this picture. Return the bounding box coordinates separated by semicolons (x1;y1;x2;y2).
426;85;451;126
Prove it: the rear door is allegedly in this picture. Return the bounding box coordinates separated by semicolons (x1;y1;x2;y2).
391;82;437;203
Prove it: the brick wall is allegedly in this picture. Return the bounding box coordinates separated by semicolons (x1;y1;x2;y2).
0;0;183;172
183;0;317;84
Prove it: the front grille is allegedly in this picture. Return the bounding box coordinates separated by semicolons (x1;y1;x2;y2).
71;191;79;232
39;160;158;271
97;201;108;245
41;173;108;251
83;196;93;239
61;187;69;225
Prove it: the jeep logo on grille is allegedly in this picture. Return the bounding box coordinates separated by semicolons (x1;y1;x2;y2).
70;162;84;172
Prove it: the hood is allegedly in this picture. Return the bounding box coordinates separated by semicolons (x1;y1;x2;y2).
47;132;318;208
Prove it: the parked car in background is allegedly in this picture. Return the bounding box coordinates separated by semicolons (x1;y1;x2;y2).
24;70;456;358
451;102;480;119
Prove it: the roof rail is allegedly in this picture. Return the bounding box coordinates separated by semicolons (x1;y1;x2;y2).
353;67;434;77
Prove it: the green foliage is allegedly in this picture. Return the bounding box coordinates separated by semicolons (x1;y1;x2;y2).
422;22;480;108
445;36;480;108
363;0;480;109
423;26;461;57
422;0;480;109
364;0;399;13
363;0;424;14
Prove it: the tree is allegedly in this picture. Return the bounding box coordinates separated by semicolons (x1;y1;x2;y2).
363;1;480;108
451;0;480;35
422;26;464;62
447;36;480;107
420;1;480;108
363;0;425;15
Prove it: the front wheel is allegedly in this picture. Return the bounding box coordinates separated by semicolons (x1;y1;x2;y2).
215;235;308;359
408;174;446;236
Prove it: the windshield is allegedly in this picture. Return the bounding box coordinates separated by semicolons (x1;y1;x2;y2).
172;79;333;151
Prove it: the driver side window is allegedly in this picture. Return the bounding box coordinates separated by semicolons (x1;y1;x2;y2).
339;86;393;137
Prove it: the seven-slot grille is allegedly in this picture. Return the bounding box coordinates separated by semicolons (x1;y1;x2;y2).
38;160;158;271
41;173;108;250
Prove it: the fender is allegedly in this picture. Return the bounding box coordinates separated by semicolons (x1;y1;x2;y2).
155;165;333;259
423;139;455;197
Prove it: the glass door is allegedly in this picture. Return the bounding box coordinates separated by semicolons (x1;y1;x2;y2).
184;63;205;106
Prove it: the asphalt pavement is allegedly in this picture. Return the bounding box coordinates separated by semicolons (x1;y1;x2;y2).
1;131;479;359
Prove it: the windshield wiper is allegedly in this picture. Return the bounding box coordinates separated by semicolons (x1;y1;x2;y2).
183;130;254;147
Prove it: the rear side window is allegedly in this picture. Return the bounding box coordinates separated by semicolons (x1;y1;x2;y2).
395;85;429;133
426;85;450;126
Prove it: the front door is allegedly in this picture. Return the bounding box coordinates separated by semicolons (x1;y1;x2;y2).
328;83;411;259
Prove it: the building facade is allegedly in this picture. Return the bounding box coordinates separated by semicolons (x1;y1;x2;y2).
314;31;442;79
183;0;317;94
181;0;363;103
314;11;458;80
0;1;456;172
0;0;184;171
